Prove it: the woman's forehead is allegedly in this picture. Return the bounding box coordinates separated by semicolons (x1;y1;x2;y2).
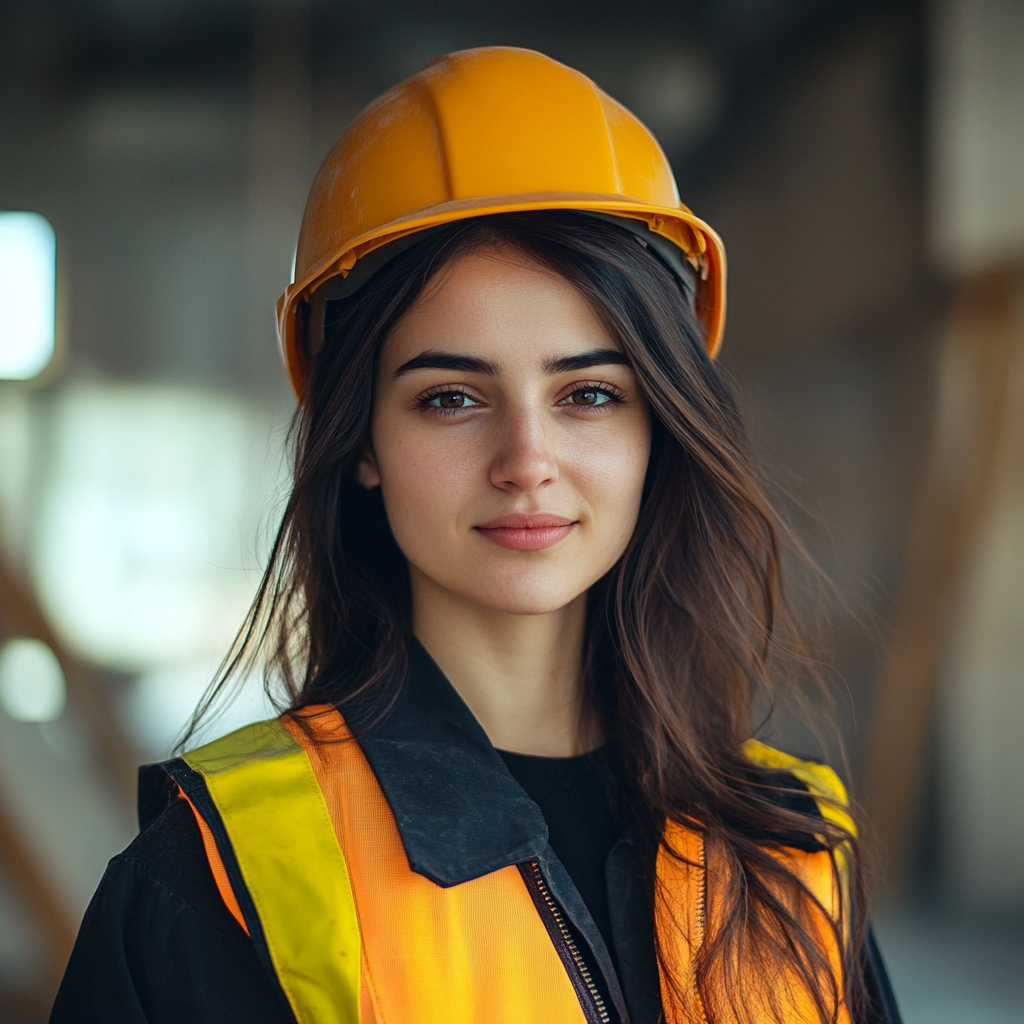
381;249;621;371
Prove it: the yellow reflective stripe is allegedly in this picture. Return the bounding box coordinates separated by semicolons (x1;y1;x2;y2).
742;738;856;945
184;719;361;1024
742;738;857;837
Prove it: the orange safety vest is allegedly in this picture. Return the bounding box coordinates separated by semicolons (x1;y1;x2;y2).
155;646;854;1024
160;705;853;1024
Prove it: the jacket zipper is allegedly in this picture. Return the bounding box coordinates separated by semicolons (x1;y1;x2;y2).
519;860;611;1024
694;832;709;1024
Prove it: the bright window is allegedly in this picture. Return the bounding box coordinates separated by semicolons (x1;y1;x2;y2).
0;211;57;380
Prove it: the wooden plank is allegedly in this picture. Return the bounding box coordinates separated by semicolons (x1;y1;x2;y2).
0;985;50;1024
0;790;75;1006
0;556;138;806
861;267;1021;896
0;551;141;1008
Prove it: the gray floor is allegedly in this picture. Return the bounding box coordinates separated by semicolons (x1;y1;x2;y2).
874;912;1024;1024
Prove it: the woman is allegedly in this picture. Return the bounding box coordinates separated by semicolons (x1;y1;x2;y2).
52;48;901;1024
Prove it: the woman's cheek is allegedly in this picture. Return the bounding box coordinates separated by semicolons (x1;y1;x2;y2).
379;431;476;545
567;421;650;515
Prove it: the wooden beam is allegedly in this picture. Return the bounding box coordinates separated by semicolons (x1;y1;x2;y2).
0;554;137;1011
0;986;50;1024
0;790;76;1008
860;267;1021;896
0;556;139;807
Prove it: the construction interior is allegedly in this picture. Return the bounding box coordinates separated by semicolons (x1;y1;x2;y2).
0;1;1022;1020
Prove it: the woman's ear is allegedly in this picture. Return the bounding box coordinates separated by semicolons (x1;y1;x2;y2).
355;451;382;489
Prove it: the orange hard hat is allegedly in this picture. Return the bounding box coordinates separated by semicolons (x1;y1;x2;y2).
277;46;727;398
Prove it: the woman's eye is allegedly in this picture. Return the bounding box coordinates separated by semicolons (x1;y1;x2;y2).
424;390;478;410
562;387;618;407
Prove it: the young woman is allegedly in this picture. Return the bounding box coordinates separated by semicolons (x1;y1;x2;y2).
52;47;901;1024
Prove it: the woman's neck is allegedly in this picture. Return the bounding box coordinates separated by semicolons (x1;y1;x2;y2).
410;567;597;757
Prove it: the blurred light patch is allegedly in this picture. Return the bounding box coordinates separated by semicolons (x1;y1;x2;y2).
126;661;277;758
32;385;265;672
0;638;66;723
0;389;35;566
80;93;242;164
630;52;721;153
0;212;56;380
930;0;1024;272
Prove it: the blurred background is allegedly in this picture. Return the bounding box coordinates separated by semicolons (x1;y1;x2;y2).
0;0;1022;1020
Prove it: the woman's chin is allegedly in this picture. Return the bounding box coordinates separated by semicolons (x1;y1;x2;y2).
474;594;580;617
420;572;588;618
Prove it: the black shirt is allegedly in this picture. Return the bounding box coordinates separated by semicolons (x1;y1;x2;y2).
498;745;623;961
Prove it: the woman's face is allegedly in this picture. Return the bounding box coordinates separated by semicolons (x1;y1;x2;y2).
359;248;652;616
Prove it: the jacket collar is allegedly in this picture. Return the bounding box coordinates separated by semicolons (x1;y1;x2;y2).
345;636;550;888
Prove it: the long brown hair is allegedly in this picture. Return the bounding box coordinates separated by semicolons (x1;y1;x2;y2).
191;211;866;1023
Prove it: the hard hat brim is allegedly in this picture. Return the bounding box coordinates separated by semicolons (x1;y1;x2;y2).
277;193;726;401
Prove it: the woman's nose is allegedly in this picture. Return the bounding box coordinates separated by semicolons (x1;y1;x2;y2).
488;407;559;492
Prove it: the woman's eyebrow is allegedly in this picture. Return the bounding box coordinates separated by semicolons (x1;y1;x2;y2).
393;346;629;379
393;350;499;377
543;349;630;374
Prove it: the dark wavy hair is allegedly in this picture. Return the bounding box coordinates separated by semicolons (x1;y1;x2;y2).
189;211;866;1023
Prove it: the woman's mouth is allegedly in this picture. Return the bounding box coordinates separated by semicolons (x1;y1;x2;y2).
474;513;578;551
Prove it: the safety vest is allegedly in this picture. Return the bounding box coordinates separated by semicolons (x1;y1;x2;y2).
156;701;854;1024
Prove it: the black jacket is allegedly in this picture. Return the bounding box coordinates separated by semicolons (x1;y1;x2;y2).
52;641;902;1024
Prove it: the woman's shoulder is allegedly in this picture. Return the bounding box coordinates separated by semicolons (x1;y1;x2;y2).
742;739;849;806
119;793;215;901
52;798;293;1024
741;738;857;840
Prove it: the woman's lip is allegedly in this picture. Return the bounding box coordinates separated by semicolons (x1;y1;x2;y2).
474;513;578;551
477;513;576;529
475;524;576;551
